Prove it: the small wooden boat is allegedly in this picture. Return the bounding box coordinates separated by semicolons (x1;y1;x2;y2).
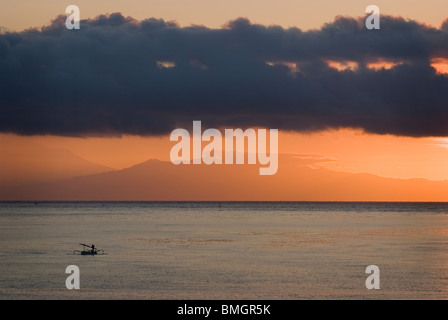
72;243;106;255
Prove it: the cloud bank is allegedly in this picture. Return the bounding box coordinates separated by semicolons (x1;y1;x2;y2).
1;13;448;137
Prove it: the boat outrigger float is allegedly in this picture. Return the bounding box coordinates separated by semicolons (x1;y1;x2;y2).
72;243;106;255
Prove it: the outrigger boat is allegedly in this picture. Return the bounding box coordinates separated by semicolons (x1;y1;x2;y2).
72;243;106;255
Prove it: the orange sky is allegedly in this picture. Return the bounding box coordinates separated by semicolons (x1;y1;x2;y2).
1;0;448;31
3;128;448;182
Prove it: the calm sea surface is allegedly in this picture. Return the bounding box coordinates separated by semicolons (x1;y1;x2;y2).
1;201;448;300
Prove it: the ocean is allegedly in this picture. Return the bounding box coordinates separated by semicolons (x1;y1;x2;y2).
1;201;448;300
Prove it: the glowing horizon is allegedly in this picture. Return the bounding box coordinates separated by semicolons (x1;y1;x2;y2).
3;127;448;182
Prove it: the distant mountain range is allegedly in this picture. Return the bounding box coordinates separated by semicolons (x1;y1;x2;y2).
0;140;113;188
2;153;448;201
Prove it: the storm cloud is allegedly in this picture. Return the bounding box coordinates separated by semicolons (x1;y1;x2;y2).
1;13;448;137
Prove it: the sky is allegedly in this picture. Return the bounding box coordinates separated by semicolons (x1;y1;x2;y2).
1;0;448;31
1;0;448;200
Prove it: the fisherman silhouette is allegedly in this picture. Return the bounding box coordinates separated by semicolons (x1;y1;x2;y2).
91;244;95;254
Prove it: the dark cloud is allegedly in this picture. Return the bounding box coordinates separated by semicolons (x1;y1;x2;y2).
1;13;448;137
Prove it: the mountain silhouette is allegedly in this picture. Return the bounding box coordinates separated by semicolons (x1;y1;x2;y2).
3;155;448;201
0;140;114;188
